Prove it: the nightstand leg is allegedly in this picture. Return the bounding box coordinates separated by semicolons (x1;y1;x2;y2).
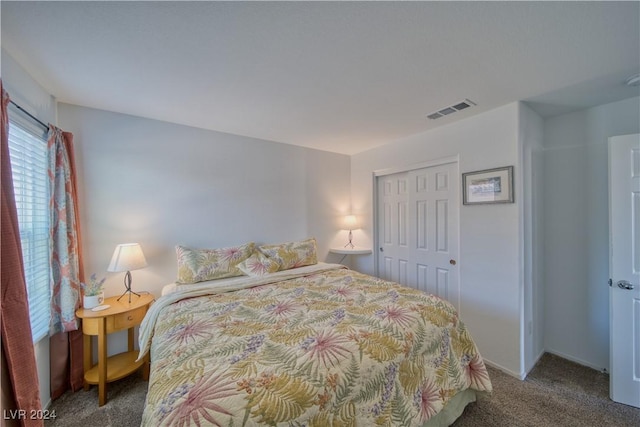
83;334;91;391
127;327;134;352
98;318;107;406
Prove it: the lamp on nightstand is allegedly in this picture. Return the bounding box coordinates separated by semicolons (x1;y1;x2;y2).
342;215;360;249
107;243;147;303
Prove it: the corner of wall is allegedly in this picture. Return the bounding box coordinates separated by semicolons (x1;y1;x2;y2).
2;49;56;125
541;96;639;371
517;102;545;374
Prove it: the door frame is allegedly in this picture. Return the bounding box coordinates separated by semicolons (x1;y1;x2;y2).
372;155;459;278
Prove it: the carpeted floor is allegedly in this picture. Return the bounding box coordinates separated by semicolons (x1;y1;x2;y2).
45;353;639;427
452;353;640;427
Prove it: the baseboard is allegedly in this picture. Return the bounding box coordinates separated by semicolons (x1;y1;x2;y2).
524;349;546;378
482;358;527;381
484;349;606;384
544;349;607;373
484;348;546;381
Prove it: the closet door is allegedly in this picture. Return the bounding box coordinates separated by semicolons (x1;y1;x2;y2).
377;171;412;285
377;162;459;310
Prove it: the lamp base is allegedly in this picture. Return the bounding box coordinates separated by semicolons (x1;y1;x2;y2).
117;289;141;304
116;270;141;304
344;229;355;249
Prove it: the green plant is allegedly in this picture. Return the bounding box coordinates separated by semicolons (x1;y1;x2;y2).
81;274;105;296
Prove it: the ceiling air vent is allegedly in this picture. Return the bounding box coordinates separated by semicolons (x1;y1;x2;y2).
427;99;476;120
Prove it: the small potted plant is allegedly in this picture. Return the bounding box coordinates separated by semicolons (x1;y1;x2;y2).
82;274;106;309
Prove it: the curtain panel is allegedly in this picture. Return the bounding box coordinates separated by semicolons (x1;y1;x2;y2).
1;81;44;426
47;126;84;334
46;126;85;398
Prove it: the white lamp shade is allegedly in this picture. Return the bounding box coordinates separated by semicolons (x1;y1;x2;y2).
343;215;360;230
107;243;147;272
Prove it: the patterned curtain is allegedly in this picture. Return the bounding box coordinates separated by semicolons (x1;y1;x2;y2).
47;126;84;333
47;126;85;397
1;81;44;425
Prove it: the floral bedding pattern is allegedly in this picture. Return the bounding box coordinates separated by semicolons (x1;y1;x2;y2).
141;267;492;426
176;242;255;284
237;252;281;277
258;237;318;271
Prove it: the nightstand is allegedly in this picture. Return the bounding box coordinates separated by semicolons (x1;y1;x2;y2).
76;294;154;406
329;247;372;263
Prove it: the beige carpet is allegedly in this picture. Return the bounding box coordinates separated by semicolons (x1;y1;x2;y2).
452;353;640;427
45;353;640;427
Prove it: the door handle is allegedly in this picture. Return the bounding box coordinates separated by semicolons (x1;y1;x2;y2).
379;247;384;252
616;280;634;290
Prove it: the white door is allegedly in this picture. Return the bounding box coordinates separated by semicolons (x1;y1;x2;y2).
609;133;640;408
378;170;412;285
377;162;459;310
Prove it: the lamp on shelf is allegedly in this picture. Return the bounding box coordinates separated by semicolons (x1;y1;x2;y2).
342;215;360;249
107;243;147;303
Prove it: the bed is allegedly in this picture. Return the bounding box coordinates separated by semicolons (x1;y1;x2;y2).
137;241;491;427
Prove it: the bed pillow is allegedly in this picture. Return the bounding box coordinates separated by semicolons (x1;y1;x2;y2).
237;251;280;277
176;242;255;284
258;237;318;271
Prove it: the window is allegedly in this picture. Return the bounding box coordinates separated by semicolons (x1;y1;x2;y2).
7;107;50;342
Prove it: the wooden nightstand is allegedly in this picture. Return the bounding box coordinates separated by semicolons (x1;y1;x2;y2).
76;294;154;406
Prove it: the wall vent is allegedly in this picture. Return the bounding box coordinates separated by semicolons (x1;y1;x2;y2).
427;99;476;120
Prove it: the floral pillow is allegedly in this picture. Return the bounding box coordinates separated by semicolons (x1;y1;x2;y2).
258;237;318;271
237;252;280;277
176;242;255;284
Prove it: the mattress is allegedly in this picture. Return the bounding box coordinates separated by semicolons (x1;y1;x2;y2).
138;263;491;426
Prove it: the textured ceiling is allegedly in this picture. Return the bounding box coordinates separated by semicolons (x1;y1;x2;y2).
2;1;639;155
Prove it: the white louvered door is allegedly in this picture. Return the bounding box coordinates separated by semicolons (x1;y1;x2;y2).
377;162;459;310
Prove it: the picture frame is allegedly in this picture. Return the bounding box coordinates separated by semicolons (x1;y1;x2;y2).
462;166;514;205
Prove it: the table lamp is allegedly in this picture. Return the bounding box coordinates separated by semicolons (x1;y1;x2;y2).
107;243;147;303
343;215;360;249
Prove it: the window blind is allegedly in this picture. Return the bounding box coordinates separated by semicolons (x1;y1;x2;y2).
7;108;50;343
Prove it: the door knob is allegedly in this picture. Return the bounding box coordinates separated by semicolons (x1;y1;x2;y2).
379;247;384;252
616;280;634;290
449;259;457;265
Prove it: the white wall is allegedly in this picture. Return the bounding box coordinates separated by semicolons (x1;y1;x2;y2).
1;49;56;125
59;103;351;298
2;49;54;410
58;104;351;356
543;96;640;371
351;103;526;377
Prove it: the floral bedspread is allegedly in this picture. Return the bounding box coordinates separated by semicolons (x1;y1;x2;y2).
141;266;492;426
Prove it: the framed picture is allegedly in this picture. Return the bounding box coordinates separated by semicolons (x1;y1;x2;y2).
462;166;514;205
